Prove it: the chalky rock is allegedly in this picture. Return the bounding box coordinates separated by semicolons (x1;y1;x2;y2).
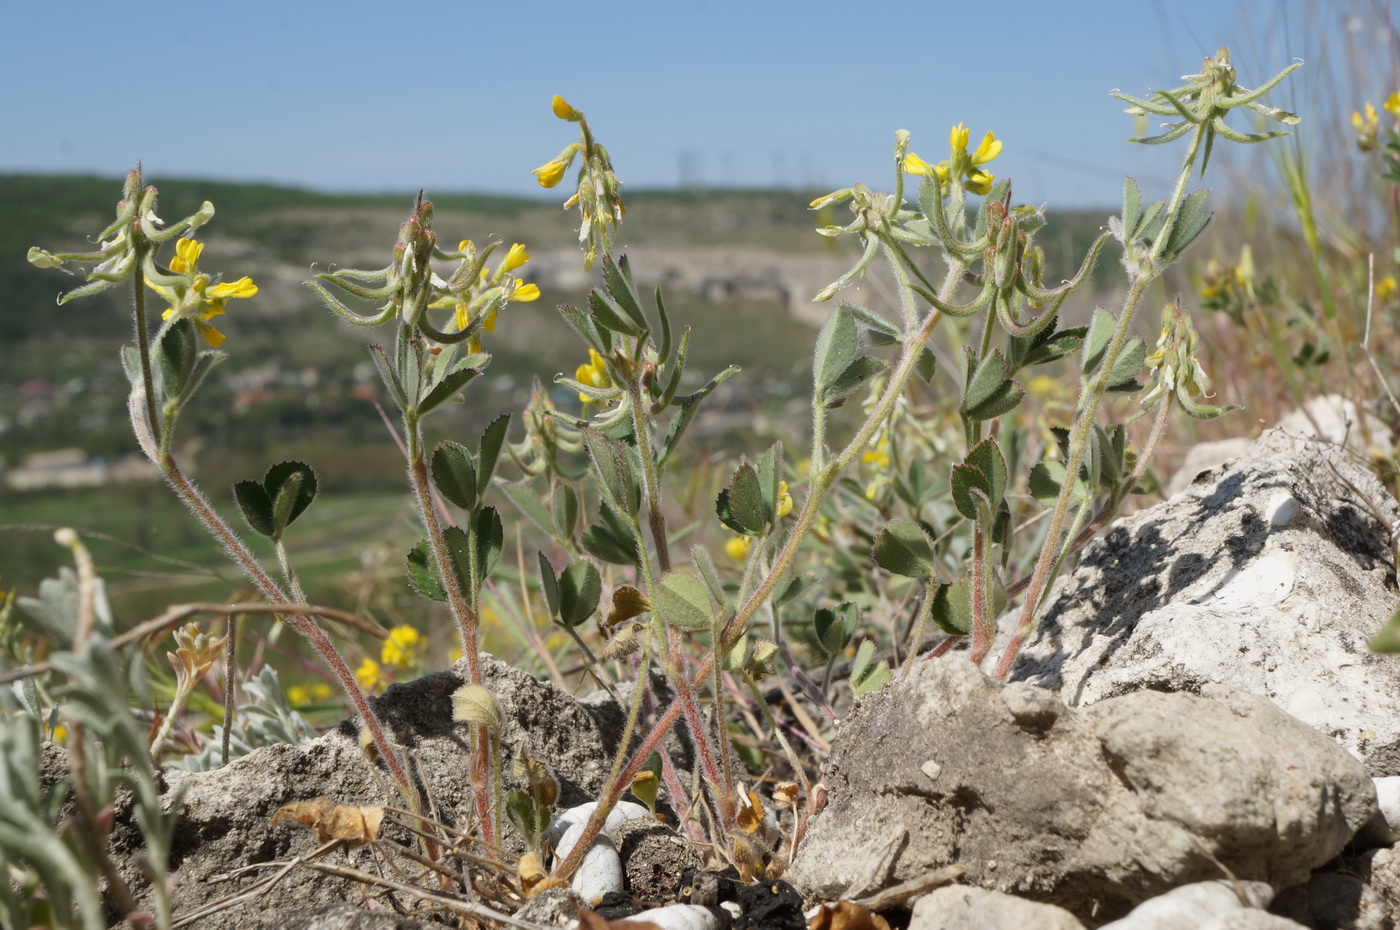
1009;431;1400;777
1269;871;1394;930
786;657;1376;925
1096;880;1282;930
909;885;1086;929
127;656;632;930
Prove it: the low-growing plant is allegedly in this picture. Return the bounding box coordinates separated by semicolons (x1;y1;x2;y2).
13;46;1310;922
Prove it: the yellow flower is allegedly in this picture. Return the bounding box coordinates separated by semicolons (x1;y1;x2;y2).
170;237;203;274
575;348;614;404
552;95;580;121
449;647;464;664
724;535;753;562
905;124;1001;196
512;281;541;302
312;682;332;702
151;238;258;346
287;684;311;706
902;151;939;177
381;624;423;669
1027;374;1061;398
356;657;385;693
533;158;568;189
1385;92;1400;118
1354;102;1380;151
50;723;68;744
861;436;891;470
1377;275;1398;301
500;242;530;273
776;481;793;518
544;630;569;651
965;125;1003;166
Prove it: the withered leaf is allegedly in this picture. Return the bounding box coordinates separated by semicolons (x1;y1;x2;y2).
270;797;385;848
579;909;664;930
603;584;651;632
808;901;892;930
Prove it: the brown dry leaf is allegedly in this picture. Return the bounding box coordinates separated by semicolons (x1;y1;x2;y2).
808;901;891;930
579;908;664;930
518;850;547;895
772;782;800;809
270;797;385;848
528;875;571;898
735;791;766;834
602;585;651;632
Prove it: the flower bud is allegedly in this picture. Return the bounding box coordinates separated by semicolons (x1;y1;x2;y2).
552;95;580;121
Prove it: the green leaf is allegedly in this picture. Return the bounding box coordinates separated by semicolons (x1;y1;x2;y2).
716;462;772;536
929;573;1007;637
552;483;580;539
776;572;820;608
872;519;936;578
582;504;640;565
502;482;554;537
951;439;1008;521
929;580;971;635
398;335;421;408
406;527;470;602
1165;188;1212;259
601;254;650;334
1081;307;1117;376
654;571;713;631
584;429;639;518
418;360;481;417
558;560;602;628
1121;176;1142;237
961;349;1024;421
158;318;198;400
813;304;858;401
813;602;859;657
850;640;891;697
557;302;606;354
506;792;545;849
473;507;504;588
431;441;477;511
916;347;938;383
476;414;511;499
538;552;560;618
368;345;408;411
819;356;886;409
587;288;645;337
233;461;318;540
1107;338;1146;392
233;480;276;539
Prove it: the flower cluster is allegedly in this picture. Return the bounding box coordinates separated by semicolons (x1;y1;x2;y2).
1353;92;1400;152
27;167;221;310
1142;303;1235;419
533;95;625;269
381;624;424;668
148;238;259;346
428;240;540;353
903;123;1003;196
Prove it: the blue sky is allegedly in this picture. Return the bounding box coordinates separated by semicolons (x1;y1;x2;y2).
0;1;1373;209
